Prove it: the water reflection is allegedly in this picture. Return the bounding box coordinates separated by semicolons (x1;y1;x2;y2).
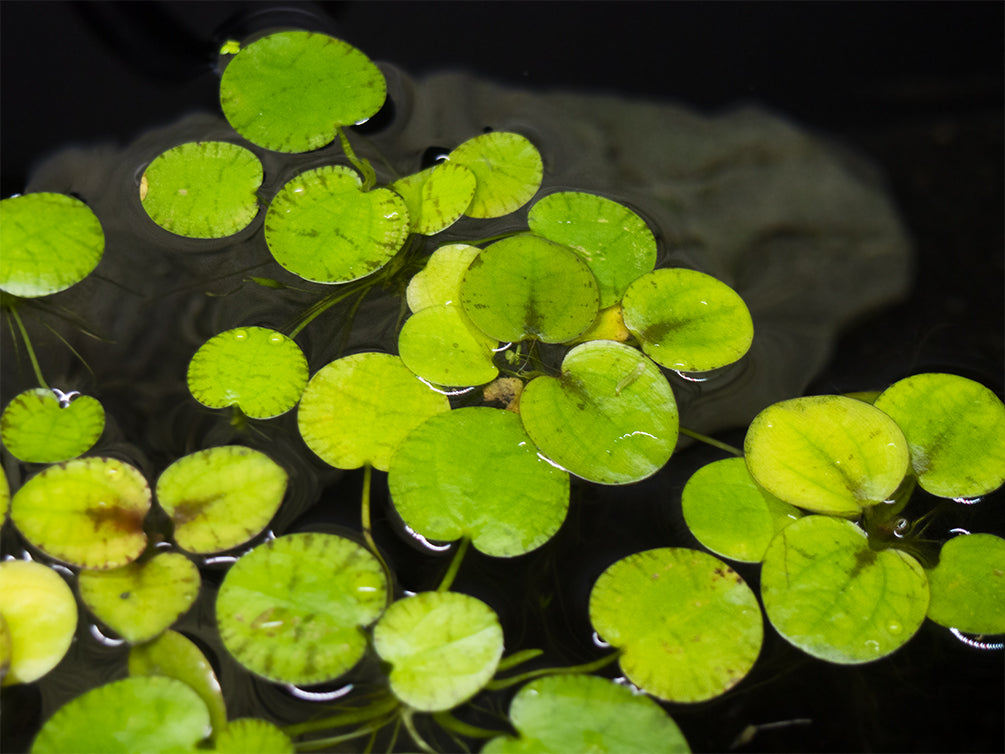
949;628;1004;651
283;681;354;702
88;623;125;648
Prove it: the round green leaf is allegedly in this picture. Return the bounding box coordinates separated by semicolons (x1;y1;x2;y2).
265;166;409;284
925;533;1005;634
744;395;910;517
398;304;499;387
682;457;802;563
459;235;600;344
519;341;678;485
0;560;77;686
528;192;657;308
0;193;104;298
761;515;929;664
215;719;294;754
31;676;211;754
187;327;308;419
1;388;104;463
621;268;754;372
11;457;150;569
216;532;387;685
297;353;449;471
391;162;477;235
874;373;1005;498
388;407;569;557
448;131;543;218
78;552;200;644
372;591;503;711
155;446;288;554
220;31;385;153
483;674;690;754
0;465;8;523
405;243;482;313
589;548;762;703
129;630;228;737
139;141;262;238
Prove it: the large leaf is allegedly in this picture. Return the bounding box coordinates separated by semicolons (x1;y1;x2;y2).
11;458;150;569
372;591;504;711
874;373;1005;498
216;533;388;685
397;304;499;387
405;243;482;313
760;515;929;664
391;162;477;235
78;552;201;644
1;388;104;463
0;560;77;686
483;674;690;753
220;31;385;153
388;407;569;557
744;395;910;517
448;132;543;218
265;165;409;284
519;341;678;485
155;445;288;554
31;676;211;753
528;191;657;308
925;533;1005;634
298;353;449;471
0;193;104;298
621;268;753;372
459;234;600;344
589;547;762;702
140;141;262;238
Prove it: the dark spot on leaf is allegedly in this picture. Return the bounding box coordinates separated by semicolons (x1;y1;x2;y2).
86;505;145;534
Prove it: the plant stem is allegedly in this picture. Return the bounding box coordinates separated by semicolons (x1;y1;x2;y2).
337;126;378;191
287;284;367;339
360;464;393;586
495;648;544;672
292;715;396;752
679;426;743;456
401;708;435;754
486;650;621;690
432;710;505;739
283;693;400;737
9;303;48;389
436;537;470;592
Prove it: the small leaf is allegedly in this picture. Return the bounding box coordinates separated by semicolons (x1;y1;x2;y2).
528;192;657;308
483;674;690;753
78;552;201;644
405;243;482;313
129;629;229;737
874;373;1005;498
398;304;499;387
925;533;1005;634
216;533;388;685
0;192;104;298
589;547;762;702
459;234;600;344
449;132;543;218
682;457;802;563
388;407;569;557
373;591;504;711
744;395;910;517
519;341;678;485
1;388;104;463
31;676;211;753
297;353;449;471
265;166;409;284
760;516;929;664
621;268;753;372
139;141;262;238
187;327;308;419
0;560;77;686
391;162;477;235
155;445;288;554
11;457;150;569
220;31;385;153
215;719;294;754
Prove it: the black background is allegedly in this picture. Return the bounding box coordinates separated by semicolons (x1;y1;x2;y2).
2;2;1003;752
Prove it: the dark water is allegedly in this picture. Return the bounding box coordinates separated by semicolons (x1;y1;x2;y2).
1;2;1002;752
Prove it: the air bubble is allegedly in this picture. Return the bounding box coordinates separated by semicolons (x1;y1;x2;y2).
864;639;881;653
887;622;902;634
233;329;247;340
268;332;284;344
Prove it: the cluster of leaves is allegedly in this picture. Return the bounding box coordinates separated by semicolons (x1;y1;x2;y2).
0;27;1002;754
